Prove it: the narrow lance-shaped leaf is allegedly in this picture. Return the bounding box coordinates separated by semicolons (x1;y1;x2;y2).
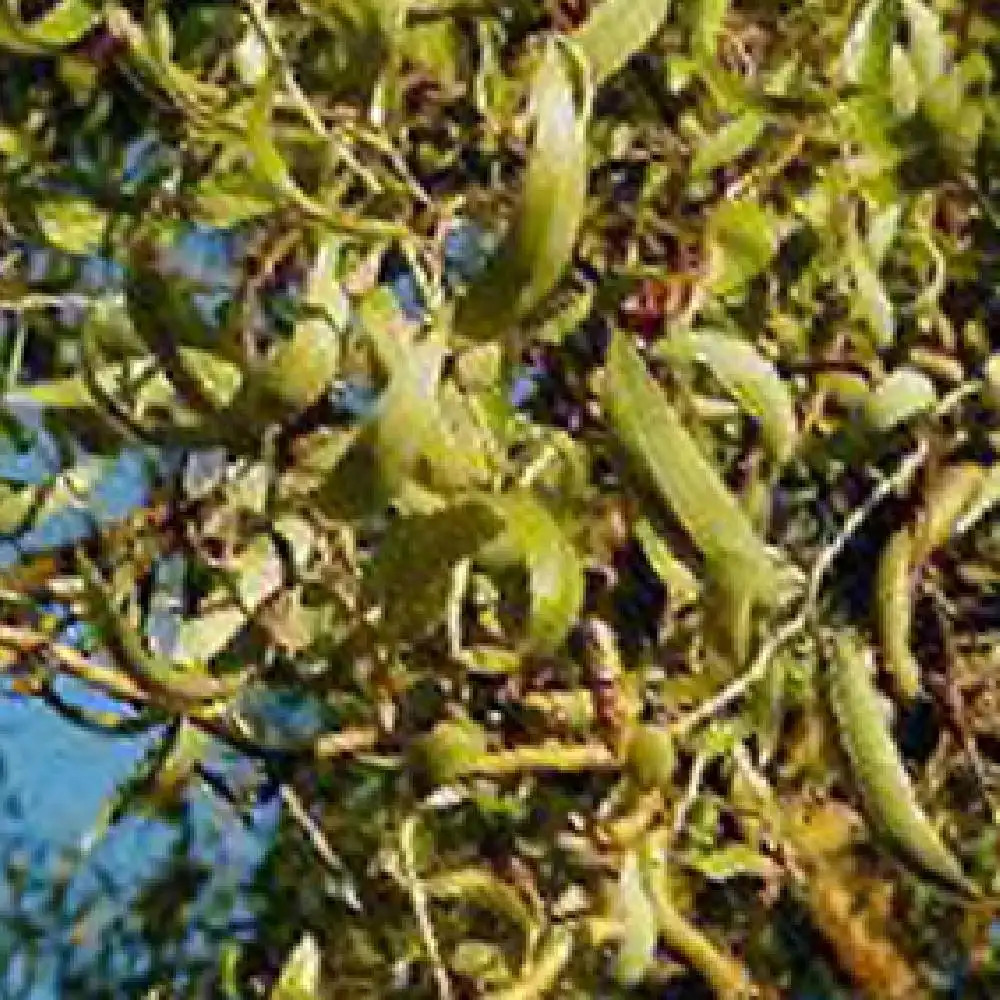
847;229;894;349
612;853;658;985
955;464;1000;537
877;463;986;700
690;110;766;177
457;40;590;339
875;526;921;698
684;0;729;64
842;0;901;88
903;0;946;88
604;331;784;606
105;5;225;116
83;718;205;849
572;0;673;88
236;78;403;237
825;628;978;896
633;516;700;605
656;329;798;466
912;462;984;563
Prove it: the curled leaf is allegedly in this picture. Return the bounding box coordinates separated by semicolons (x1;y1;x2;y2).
825;628;977;896
424;868;535;941
483;927;573;1000
479;490;585;654
0;0;97;55
657;329;798;466
641;848;755;998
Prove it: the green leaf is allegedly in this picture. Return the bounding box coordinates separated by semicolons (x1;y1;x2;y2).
479;490;585;654
891;44;920;116
690;110;766;177
633;516;700;604
245;81;314;209
423;868;535;940
706;200;779;296
272;934;321;1000
189;172;277;226
656;329;798;465
175;347;244;410
402;21;461;88
847;238;894;349
863;367;937;432
173;535;285;663
867;203;903;265
875;526;921;698
604;332;785;607
684;0;728;64
0;124;24;155
825;628;978;896
363;501;503;645
0;483;38;533
358;290;489;492
234;23;267;86
34;196;108;255
612;853;658;986
842;0;900;88
0;0;97;54
903;0;946;87
625;724;675;793
234;237;347;421
573;0;673;88
682;844;781;881
456;40;590;338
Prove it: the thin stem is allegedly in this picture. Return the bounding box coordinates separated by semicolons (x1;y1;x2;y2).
242;0;382;195
402;814;454;1000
